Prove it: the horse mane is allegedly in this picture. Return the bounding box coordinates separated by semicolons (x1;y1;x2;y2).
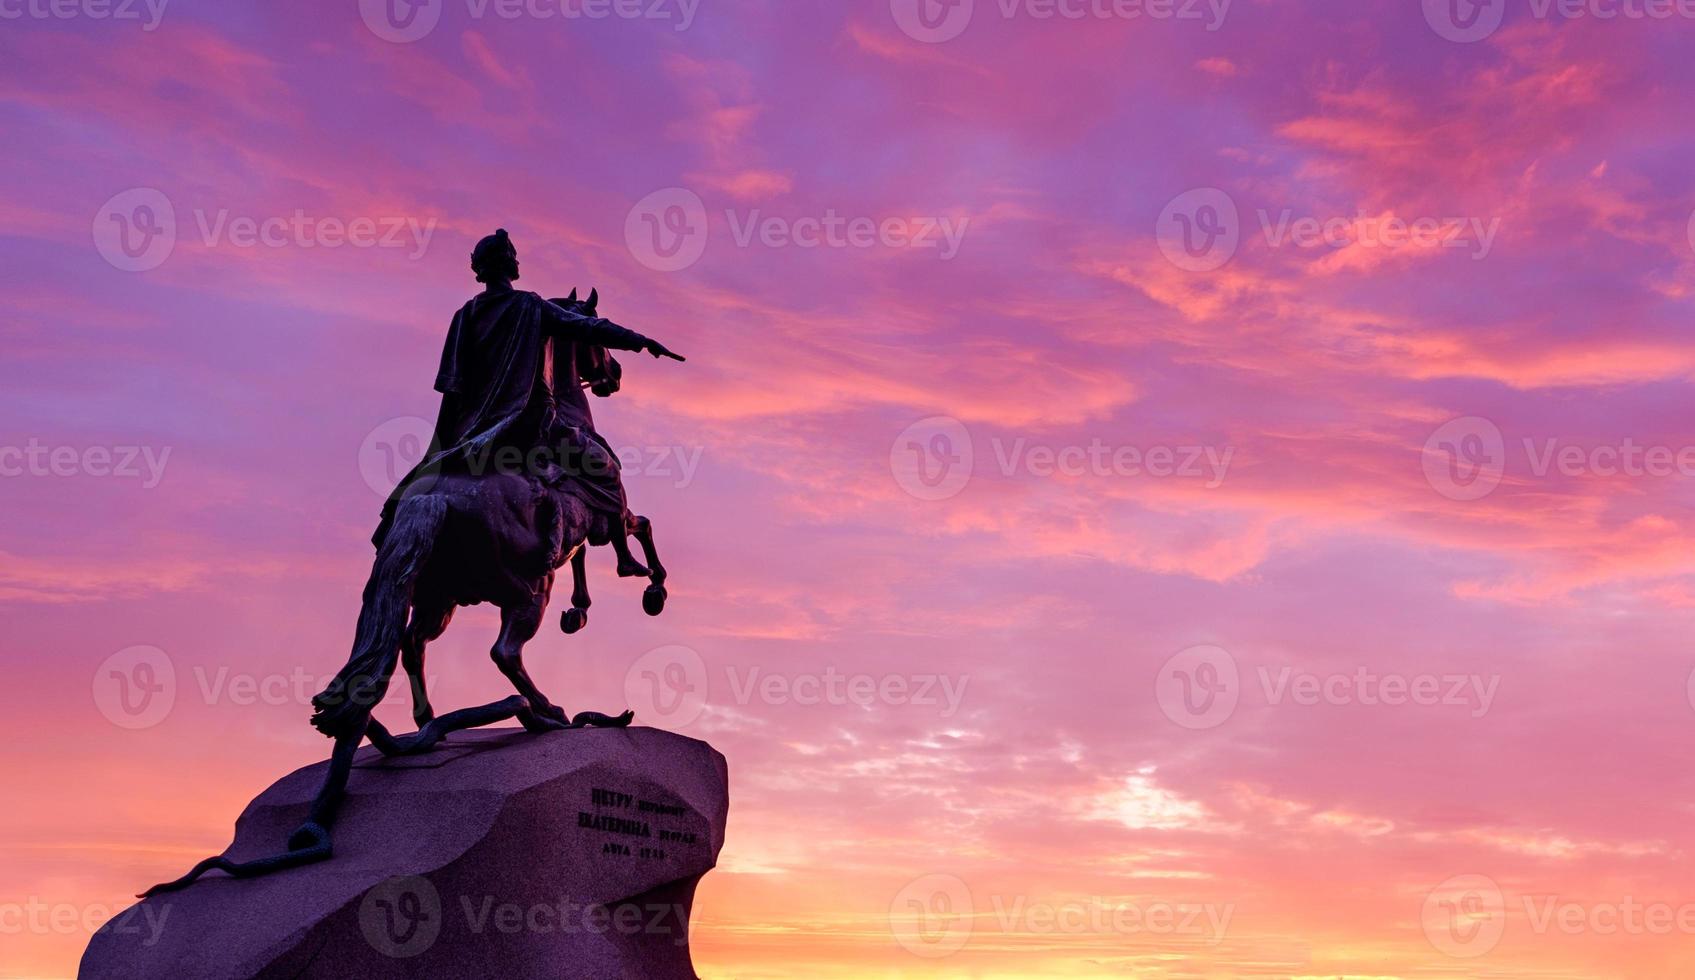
548;294;622;396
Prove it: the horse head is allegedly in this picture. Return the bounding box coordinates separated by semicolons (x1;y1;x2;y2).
549;288;622;397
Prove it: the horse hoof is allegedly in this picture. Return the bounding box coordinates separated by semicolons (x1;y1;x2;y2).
561;607;588;634
642;584;667;616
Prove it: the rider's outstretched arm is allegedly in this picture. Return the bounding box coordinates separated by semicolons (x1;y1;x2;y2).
539;297;647;351
538;296;686;361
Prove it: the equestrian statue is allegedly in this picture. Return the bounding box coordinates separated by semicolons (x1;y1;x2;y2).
144;228;686;896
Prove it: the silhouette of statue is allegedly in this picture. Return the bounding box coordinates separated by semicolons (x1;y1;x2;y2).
143;229;686;896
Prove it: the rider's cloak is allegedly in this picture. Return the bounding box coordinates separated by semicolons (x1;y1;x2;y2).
373;288;646;547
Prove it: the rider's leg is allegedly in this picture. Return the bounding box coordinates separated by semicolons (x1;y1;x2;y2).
491;600;568;723
401;600;454;729
591;439;646;578
561;547;590;633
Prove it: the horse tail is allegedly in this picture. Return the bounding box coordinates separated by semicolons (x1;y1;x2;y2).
310;494;448;739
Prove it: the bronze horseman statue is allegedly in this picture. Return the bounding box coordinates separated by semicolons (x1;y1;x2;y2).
146;229;686;895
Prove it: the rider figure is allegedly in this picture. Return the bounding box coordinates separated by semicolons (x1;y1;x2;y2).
377;228;683;577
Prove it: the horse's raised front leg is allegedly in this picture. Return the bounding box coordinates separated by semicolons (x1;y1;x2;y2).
631;515;668;616
401;600;454;729
491;600;569;724
560;547;590;634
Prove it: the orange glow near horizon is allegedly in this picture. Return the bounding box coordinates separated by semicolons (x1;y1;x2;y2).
8;1;1695;978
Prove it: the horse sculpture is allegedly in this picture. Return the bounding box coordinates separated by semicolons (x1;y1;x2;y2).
143;286;677;897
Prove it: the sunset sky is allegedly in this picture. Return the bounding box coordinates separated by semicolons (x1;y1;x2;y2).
7;0;1695;976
